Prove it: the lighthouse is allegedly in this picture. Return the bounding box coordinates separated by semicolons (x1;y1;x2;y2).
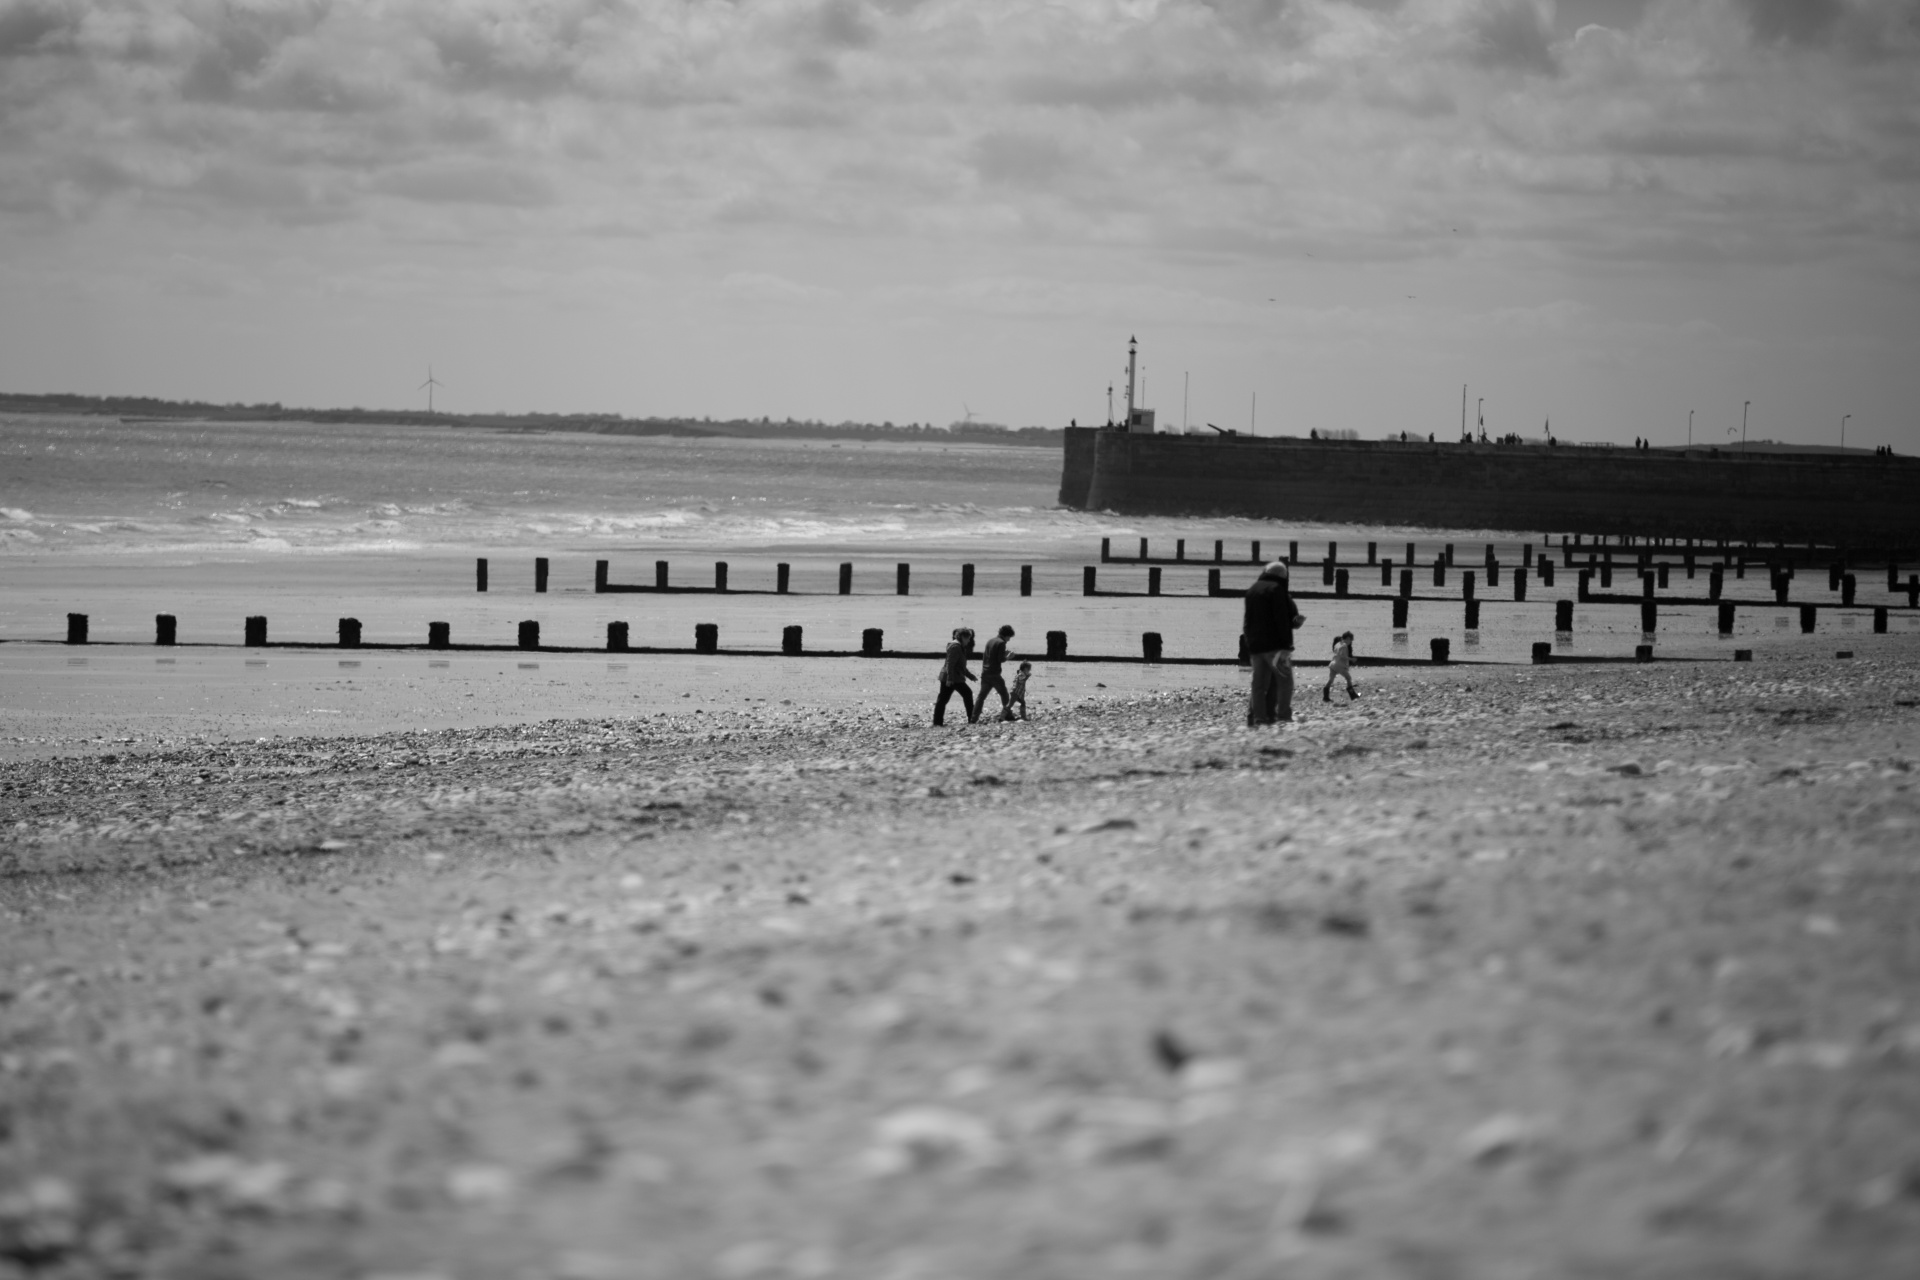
1124;336;1155;434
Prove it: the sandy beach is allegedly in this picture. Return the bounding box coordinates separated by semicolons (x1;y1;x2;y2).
5;647;1920;1278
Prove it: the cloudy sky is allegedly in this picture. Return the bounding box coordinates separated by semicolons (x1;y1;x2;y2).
2;0;1916;447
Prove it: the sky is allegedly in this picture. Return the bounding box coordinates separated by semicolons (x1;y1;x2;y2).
2;0;1916;449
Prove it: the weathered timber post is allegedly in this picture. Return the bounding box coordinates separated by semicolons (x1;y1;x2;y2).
694;623;718;654
1367;542;1377;564
782;625;803;656
1842;574;1857;606
1139;537;1149;560
1774;572;1789;606
1083;567;1096;596
1541;560;1555;588
1176;539;1185;562
961;564;975;596
429;622;450;649
1464;600;1480;629
1514;569;1527;602
1531;641;1552;664
1599;562;1612;589
1335;569;1349;598
1289;540;1299;564
1381;559;1393;587
1874;607;1888;634
1405;541;1416;567
66;613;87;645
1208;569;1221;596
1399;569;1413;599
1020;565;1033;597
1488;560;1500;588
1445;543;1456;566
1142;632;1163;662
1046;630;1067;659
518;620;539;650
656;560;669;589
777;564;791;594
1556;599;1574;631
156;614;176;646
1101;537;1111;563
862;628;883;655
1710;566;1724;600
839;563;853;595
608;622;630;652
1251;540;1261;563
1800;604;1817;633
1641;601;1657;634
535;558;549;593
476;558;489;592
245;616;267;647
1657;563;1670;589
1734;649;1753;662
715;562;729;592
1214;540;1224;563
1430;637;1450;664
1148;567;1162;596
1322;558;1335;587
1642;574;1655;600
1718;603;1735;635
1463;570;1476;602
1433;557;1446;588
595;560;608;592
1636;644;1654;663
896;564;910;595
1392;598;1409;629
1523;544;1534;569
1579;570;1592;602
338;618;362;648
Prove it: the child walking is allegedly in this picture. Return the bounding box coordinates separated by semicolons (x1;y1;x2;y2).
1323;630;1358;702
1006;660;1032;721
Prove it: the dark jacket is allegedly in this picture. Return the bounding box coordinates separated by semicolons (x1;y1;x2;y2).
981;634;1009;675
941;640;974;686
1243;571;1297;652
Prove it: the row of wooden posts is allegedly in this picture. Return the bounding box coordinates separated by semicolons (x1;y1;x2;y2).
1099;534;1915;577
484;557;1038;598
483;552;1920;611
58;587;1891;665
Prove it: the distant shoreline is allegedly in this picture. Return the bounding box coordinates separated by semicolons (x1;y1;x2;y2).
0;392;1064;448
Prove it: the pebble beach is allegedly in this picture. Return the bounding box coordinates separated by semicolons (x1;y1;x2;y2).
5;644;1920;1278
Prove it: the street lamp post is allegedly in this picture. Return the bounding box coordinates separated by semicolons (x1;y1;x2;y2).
1687;409;1693;447
1742;400;1750;451
1842;414;1851;450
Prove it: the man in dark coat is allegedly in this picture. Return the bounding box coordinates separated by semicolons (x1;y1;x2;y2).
1243;560;1302;726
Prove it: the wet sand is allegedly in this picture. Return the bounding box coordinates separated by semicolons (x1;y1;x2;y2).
4;647;1920;1277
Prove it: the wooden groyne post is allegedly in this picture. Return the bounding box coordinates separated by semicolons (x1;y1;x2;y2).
476;558;488;592
518;620;539;650
897;564;910;596
66;613;86;645
535;558;549;593
338;618;362;648
608;622;630;652
244;616;267;647
156;614;176;646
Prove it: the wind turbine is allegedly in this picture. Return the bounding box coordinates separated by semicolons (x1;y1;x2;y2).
420;366;444;414
961;402;978;426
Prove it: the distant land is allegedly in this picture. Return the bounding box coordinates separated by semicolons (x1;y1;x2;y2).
0;391;1065;448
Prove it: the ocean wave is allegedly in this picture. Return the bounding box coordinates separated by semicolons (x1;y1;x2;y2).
1;507;32;522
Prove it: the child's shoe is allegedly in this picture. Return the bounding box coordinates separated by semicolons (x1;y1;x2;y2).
1322;688;1331;702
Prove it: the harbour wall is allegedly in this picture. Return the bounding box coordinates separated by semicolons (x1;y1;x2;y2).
1062;429;1920;543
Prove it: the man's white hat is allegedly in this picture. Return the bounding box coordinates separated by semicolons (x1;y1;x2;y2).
1264;560;1289;578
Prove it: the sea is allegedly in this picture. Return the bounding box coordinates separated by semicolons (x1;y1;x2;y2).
3;412;1850;664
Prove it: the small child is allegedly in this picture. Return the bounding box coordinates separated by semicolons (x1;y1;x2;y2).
1323;630;1358;702
1007;660;1032;720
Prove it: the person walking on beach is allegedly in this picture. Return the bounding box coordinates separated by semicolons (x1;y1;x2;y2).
1244;561;1302;726
976;625;1015;721
933;627;978;726
1323;630;1358;702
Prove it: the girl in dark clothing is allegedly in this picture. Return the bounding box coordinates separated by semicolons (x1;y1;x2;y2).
933;627;978;726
